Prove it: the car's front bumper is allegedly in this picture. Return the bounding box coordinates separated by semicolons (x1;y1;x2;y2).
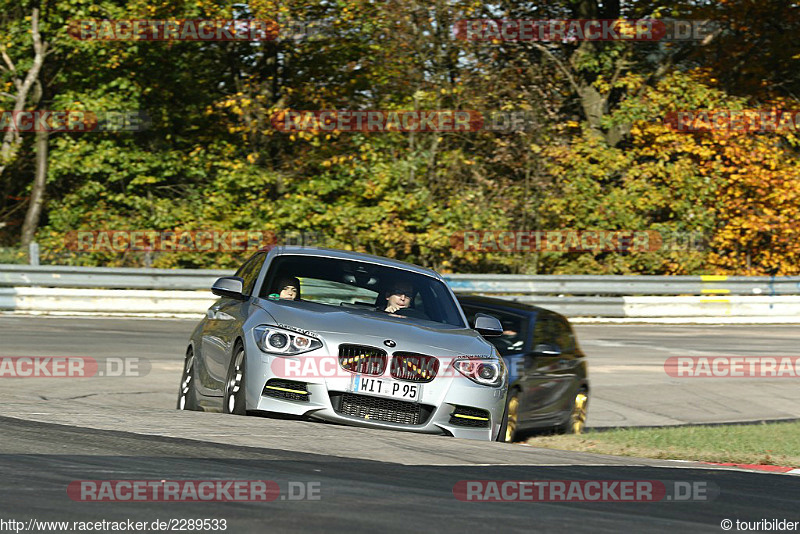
243;335;507;441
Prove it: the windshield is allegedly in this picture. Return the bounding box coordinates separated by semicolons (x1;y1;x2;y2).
259;255;466;328
460;304;528;356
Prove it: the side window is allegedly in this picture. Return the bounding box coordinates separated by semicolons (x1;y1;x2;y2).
235;253;266;296
554;316;576;352
532;313;556;347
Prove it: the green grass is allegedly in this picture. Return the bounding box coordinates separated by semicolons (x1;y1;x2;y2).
526;421;800;466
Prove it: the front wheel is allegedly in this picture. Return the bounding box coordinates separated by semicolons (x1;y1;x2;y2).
556;389;588;434
177;349;198;411
223;345;247;415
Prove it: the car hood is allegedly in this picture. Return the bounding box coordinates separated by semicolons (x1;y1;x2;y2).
253;299;494;356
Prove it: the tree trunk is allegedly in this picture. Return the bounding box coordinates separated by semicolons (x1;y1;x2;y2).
0;7;47;178
20;130;48;247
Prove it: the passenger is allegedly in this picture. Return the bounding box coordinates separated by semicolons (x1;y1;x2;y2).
276;276;301;300
383;282;414;313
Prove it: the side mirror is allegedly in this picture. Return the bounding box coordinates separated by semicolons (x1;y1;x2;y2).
473;313;503;337
211;276;246;300
532;343;562;356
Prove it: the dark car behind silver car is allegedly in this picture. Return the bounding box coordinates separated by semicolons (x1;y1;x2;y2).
458;295;589;442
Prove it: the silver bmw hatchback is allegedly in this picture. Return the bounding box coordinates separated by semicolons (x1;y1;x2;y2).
177;247;509;441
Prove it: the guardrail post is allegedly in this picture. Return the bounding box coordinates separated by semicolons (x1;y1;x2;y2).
28;242;40;266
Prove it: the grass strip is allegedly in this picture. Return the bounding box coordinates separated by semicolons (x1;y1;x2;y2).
525;421;800;467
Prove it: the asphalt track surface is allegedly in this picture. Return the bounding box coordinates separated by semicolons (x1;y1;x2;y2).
1;316;799;533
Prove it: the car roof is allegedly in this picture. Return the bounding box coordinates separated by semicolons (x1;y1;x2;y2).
456;294;557;317
265;246;443;280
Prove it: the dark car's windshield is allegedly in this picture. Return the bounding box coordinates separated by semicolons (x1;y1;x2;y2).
460;304;529;356
259;255;466;327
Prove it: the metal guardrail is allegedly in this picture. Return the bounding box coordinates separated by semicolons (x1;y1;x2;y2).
3;288;800;321
1;264;800;296
445;274;800;296
2;266;800;320
0;265;228;290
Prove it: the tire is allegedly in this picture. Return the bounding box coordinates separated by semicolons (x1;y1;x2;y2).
496;394;509;442
223;344;247;415
177;349;198;411
499;390;521;443
555;389;589;435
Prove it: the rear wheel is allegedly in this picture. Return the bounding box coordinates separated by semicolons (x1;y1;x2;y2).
177;349;198;411
556;389;588;434
224;345;247;415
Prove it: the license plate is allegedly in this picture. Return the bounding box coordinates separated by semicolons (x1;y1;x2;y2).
350;375;421;401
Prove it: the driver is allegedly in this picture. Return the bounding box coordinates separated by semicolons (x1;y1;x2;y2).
383;282;414;313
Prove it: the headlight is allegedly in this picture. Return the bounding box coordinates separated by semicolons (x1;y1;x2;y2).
453;357;506;387
254;325;322;355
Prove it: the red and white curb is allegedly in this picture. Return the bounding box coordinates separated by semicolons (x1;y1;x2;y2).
702;462;800;475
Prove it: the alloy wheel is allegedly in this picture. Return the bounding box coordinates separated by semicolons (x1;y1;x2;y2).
505;393;520;442
225;348;246;414
570;392;588;434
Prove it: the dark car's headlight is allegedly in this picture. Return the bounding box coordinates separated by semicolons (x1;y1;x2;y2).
453;356;506;387
254;325;322;355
